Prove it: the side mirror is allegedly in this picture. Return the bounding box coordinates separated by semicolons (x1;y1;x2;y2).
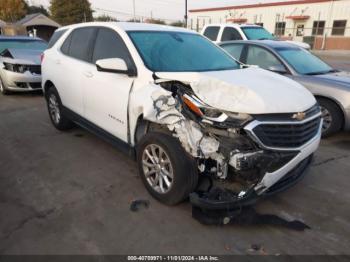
267;64;287;74
96;58;136;76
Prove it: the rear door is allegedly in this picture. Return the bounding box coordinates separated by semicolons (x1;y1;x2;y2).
81;27;136;142
57;27;96;115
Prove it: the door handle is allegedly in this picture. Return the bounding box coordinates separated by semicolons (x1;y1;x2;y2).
55;59;61;65
84;71;93;78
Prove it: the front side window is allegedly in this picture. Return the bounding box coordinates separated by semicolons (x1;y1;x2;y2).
242;27;275;40
0;39;47;53
221;27;242;41
62;27;96;62
246;45;283;69
92;28;131;64
128;31;239;72
277;47;332;75
221;43;245;61
203;26;220;41
332;20;347;36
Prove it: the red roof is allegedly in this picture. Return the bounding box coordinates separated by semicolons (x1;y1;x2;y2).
189;0;332;13
286;15;311;20
226;18;248;23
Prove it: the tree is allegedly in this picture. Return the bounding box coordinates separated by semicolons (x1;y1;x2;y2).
94;14;118;22
26;5;49;16
170;21;185;27
145;18;166;25
0;0;27;22
50;0;93;26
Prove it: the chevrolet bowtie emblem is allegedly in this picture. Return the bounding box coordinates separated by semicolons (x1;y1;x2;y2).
292;112;306;121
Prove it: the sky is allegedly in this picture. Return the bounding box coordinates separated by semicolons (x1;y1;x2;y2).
28;0;292;22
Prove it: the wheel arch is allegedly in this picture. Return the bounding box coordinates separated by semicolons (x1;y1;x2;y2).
315;95;345;129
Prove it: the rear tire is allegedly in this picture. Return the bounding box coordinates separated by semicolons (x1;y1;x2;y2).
317;98;343;137
136;132;198;205
45;86;74;131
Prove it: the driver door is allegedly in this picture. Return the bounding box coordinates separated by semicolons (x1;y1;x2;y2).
81;27;136;142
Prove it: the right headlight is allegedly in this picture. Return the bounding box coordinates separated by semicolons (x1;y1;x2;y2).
182;94;252;127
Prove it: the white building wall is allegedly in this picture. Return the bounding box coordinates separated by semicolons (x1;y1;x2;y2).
189;0;350;37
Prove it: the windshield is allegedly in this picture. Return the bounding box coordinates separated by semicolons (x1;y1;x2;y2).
0;39;48;53
277;47;333;75
242;27;275;40
128;31;239;72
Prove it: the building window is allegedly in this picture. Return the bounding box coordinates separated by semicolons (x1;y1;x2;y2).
255;23;264;27
275;22;286;36
332;20;347;36
312;21;325;35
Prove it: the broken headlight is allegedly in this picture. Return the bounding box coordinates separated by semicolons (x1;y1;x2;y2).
3;62;27;73
182;94;252;126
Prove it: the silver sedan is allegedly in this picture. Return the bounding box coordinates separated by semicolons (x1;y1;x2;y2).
0;36;47;95
219;40;350;137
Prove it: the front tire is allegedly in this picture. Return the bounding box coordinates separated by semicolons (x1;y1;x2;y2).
318;98;343;137
45;87;74;131
0;76;10;95
136;132;198;205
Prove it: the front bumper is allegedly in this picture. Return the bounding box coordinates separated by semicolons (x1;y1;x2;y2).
190;115;322;210
190;155;313;210
2;70;42;92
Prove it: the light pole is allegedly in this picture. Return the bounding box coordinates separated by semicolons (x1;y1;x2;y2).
184;0;188;28
133;0;136;22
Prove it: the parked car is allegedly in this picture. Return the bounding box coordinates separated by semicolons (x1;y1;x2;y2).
202;24;310;50
42;22;322;209
219;40;350;137
0;36;48;95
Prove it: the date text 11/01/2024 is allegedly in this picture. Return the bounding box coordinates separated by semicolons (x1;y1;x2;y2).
127;256;219;261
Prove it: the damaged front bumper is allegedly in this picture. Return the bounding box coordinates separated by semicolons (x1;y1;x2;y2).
190;154;313;210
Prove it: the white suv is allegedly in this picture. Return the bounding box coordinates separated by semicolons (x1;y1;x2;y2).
42;22;321;209
201;24;311;49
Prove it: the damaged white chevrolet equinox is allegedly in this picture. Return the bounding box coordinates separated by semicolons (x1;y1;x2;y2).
42;23;322;209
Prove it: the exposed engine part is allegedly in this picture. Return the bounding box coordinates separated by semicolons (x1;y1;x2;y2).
229;151;264;171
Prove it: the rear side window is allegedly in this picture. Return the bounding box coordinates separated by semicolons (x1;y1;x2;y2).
203;26;220;41
221;44;245;61
61;27;96;62
221;27;243;41
48;29;67;48
92;28;131;65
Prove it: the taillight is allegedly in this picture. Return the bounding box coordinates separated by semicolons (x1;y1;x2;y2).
40;53;45;63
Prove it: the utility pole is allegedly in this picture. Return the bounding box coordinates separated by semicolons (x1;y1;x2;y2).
184;0;188;28
133;0;136;22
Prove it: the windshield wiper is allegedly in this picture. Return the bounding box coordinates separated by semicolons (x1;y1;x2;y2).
305;69;339;75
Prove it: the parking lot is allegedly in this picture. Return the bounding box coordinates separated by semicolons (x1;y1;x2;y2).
0;54;349;255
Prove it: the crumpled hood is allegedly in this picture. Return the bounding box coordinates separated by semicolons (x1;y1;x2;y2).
156;67;316;114
1;49;42;65
314;71;350;88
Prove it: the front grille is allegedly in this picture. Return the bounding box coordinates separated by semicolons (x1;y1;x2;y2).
28;65;41;75
252;116;321;148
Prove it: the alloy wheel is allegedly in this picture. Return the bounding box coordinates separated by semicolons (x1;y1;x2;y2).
142;144;174;194
320;105;332;132
48;94;61;125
